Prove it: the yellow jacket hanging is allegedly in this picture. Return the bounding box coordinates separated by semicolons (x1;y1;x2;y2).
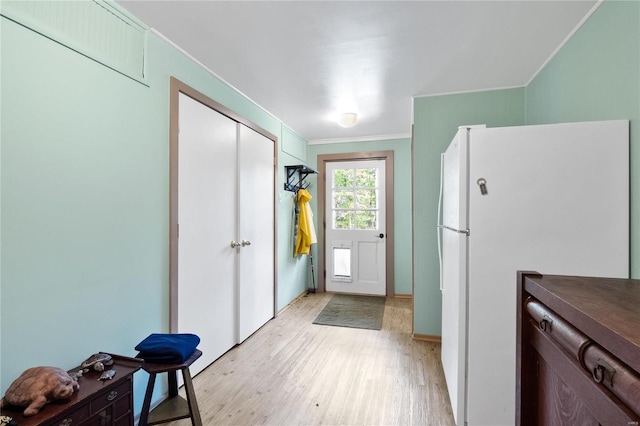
294;189;317;256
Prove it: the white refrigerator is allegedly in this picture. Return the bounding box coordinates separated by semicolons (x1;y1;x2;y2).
437;120;629;426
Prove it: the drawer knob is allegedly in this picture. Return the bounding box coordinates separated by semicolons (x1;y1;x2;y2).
107;390;118;401
592;358;616;387
539;314;553;332
59;418;73;426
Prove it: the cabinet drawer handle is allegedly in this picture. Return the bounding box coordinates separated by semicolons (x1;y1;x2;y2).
107;390;118;401
592;358;616;386
539;314;553;332
59;418;73;426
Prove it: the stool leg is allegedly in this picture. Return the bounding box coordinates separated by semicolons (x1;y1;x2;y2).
139;372;157;426
181;367;202;426
168;369;179;398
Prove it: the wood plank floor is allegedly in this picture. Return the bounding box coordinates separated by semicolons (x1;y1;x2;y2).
162;292;455;425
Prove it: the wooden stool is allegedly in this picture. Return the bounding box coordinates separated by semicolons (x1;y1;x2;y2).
139;349;203;426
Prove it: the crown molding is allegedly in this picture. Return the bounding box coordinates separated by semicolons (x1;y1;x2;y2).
308;133;411;145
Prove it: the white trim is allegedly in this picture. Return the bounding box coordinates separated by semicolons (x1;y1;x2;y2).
413;84;525;100
102;0;148;29
411;100;414;125
308;133;411;145
151;28;287;130
281;123;307;143
526;0;603;87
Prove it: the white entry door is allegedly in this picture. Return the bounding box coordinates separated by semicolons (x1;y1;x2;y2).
177;93;237;376
325;160;386;295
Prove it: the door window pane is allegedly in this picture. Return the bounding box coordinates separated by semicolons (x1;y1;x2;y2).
355;189;377;209
333;190;354;209
333;211;353;230
355;211;377;230
356;168;377;187
331;166;380;231
333;169;354;188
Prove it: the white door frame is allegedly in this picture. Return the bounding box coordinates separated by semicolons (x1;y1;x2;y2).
169;77;278;334
317;151;394;296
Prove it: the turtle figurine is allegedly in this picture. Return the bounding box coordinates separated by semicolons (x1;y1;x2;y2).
0;366;80;416
80;353;114;373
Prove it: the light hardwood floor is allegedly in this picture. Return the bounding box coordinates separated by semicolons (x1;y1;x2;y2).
162;292;455;425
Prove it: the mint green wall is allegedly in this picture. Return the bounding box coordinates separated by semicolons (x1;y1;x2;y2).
307;138;413;295
1;11;307;414
412;0;639;337
4;0;637;415
525;0;640;278
412;89;525;336
278;127;311;309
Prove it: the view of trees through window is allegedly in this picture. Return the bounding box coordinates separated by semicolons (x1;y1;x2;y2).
332;167;379;230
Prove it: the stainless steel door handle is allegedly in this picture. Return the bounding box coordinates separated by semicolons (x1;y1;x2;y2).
230;241;241;248
241;240;252;247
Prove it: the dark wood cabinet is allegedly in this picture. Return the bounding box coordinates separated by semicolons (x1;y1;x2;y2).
516;272;640;425
1;354;142;426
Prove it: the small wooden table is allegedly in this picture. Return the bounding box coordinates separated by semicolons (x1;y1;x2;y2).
138;350;202;426
0;354;142;426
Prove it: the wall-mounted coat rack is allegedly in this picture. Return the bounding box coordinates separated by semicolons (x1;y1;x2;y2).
284;165;318;193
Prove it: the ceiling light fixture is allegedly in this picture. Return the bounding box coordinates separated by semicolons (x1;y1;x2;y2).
336;112;358;128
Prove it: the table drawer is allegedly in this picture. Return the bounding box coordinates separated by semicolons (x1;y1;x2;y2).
111;392;131;420
89;380;130;414
525;297;590;362
583;343;640;417
45;403;90;426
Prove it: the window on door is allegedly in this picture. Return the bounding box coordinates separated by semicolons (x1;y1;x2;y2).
331;167;380;231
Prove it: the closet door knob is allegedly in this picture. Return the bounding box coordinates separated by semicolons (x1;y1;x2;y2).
241;240;252;247
230;241;241;248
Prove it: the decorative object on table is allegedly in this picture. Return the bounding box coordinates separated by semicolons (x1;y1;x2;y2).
0;415;17;426
135;333;200;364
98;370;116;381
0;355;142;426
80;352;113;373
0;366;80;416
68;369;83;381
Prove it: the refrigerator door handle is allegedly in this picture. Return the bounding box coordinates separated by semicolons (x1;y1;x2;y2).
438;225;471;236
438;154;444;291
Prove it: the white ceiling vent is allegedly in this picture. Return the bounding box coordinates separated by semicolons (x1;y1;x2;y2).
1;0;147;83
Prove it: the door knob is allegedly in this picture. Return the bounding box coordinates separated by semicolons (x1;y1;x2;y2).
230;241;241;248
378;233;385;239
241;240;252;247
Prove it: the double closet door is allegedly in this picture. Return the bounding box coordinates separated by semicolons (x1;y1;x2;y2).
172;88;275;376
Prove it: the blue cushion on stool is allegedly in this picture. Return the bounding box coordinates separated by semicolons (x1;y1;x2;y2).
135;333;200;364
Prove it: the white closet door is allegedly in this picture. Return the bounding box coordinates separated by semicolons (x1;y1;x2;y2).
178;93;237;376
237;124;275;342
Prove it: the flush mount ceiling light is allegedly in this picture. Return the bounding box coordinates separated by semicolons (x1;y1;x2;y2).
336;112;358;128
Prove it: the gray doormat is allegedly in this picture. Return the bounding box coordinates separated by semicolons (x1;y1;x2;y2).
313;294;385;330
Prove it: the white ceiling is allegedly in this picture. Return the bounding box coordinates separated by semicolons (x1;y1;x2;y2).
117;0;599;142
